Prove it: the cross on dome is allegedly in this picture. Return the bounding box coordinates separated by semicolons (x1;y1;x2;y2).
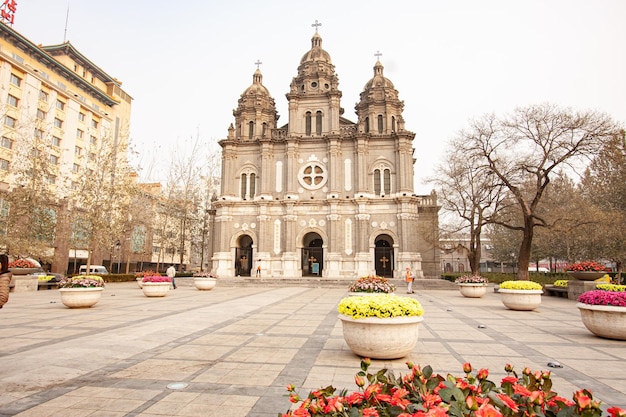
254;59;263;69
374;50;382;61
311;19;322;33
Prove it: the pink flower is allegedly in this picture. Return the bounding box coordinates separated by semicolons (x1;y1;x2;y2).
578;290;626;307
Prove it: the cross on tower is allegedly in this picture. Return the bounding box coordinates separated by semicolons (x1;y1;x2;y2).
311;19;322;32
374;50;383;61
254;59;262;69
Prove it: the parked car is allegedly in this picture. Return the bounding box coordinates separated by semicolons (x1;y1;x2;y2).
528;267;549;273
79;265;109;275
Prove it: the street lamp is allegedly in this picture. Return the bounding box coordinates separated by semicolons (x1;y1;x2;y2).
115;240;121;274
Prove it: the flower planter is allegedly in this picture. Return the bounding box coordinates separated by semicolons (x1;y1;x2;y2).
59;287;103;308
577;303;626;340
567;271;605;281
338;314;423;359
194;277;217;290
141;282;171;297
136;277;144;288
457;283;487;298
347;291;394;297
9;267;39;276
499;289;543;311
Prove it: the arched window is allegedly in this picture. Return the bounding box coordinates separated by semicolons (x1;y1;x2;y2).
391;116;396;132
384;169;391;194
249;173;256;198
305;111;312;136
374;169;381;195
373;167;392;196
240;171;256;199
248;121;254;139
316;111;322;135
262;122;267;138
377;115;383;133
364;117;369;133
240;173;247;197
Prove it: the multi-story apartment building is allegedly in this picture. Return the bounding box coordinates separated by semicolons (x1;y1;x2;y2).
0;22;132;273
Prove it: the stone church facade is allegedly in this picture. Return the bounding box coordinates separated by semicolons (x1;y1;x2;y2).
210;30;440;280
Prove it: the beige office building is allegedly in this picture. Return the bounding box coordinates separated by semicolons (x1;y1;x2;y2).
210;30;440;279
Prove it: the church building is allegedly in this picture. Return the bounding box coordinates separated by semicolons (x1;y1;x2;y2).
210;28;440;280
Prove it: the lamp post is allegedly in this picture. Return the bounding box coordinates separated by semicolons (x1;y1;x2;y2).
115;240;121;274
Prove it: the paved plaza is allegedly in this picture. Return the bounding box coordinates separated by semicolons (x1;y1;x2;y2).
0;280;624;416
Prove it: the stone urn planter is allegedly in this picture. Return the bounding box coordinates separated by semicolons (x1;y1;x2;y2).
577;303;626;340
136;277;144;288
338;314;424;359
499;289;543;310
566;271;606;281
59;287;103;308
337;294;424;360
8;267;39;276
141;282;171;297
457;283;488;298
194;277;217;290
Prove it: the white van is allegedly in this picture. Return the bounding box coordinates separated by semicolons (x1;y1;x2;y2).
79;265;109;275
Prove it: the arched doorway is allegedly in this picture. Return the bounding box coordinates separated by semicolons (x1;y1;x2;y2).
235;235;253;276
374;234;394;277
301;232;323;276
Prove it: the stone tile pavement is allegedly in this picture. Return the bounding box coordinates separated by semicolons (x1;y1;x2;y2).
0;280;624;416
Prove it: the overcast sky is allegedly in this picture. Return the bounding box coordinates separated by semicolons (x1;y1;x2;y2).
10;0;626;194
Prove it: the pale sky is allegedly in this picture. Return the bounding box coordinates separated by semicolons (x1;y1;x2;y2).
10;0;626;194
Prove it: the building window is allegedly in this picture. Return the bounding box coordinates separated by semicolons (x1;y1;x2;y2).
391;116;396;132
54;118;63;128
298;162;327;190
305;111;312;136
52;136;61;147
1;136;12;149
39;90;49;102
9;73;21;87
76;129;84;139
78;112;86;122
75;146;82;155
374;168;392;196
316;111;322;135
377;115;383;133
7;94;18;107
91;119;98;128
0;198;8;235
364;117;369;133
72;163;80;172
50;155;59;165
5;116;16;128
0;159;9;171
56;99;65;110
37;109;46;120
240;171;256;199
90;136;97;145
34;129;43;139
248;121;254;139
47;175;56;184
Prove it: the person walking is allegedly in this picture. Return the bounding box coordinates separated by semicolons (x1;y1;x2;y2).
166;264;177;289
256;260;261;278
0;254;13;309
405;266;415;294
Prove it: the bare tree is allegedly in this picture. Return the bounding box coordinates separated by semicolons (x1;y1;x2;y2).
457;103;621;280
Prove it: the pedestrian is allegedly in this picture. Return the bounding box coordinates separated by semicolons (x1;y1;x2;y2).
256;260;261;278
405;266;415;294
0;254;12;309
166;264;177;289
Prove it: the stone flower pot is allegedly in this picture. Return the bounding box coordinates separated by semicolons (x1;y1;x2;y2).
457;283;487;298
577;303;626;340
194;277;217;290
59;287;103;308
141;282;171;297
338;314;423;359
567;271;606;281
499;289;543;311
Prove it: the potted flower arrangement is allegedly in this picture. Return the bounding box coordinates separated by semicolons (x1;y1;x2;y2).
141;276;172;297
193;271;218;290
281;358;625;417
134;270;159;288
498;280;543;311
455;274;488;298
57;275;105;308
577;287;626;340
337;294;424;359
8;258;39;275
567;261;606;281
347;275;395;295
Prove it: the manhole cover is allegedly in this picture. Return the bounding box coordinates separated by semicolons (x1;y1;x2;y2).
167;382;189;390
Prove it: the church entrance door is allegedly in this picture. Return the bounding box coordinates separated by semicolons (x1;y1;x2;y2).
301;233;323;276
374;235;394;277
235;235;253;276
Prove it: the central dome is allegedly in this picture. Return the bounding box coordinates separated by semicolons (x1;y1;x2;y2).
300;32;332;64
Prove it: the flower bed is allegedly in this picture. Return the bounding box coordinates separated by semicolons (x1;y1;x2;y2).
455;274;488;284
348;275;395;293
142;276;171;283
58;275;104;288
595;284;626;292
568;261;606;272
553;279;569;287
578;290;626;307
193;271;218;278
338;294;423;319
8;259;37;268
499;280;543;290
281;359;624;417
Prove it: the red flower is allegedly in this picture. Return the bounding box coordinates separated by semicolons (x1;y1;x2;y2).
496;394;519;412
513;384;532;396
362;407;379;417
347;392;365;406
608;407;626;417
475;403;503;417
